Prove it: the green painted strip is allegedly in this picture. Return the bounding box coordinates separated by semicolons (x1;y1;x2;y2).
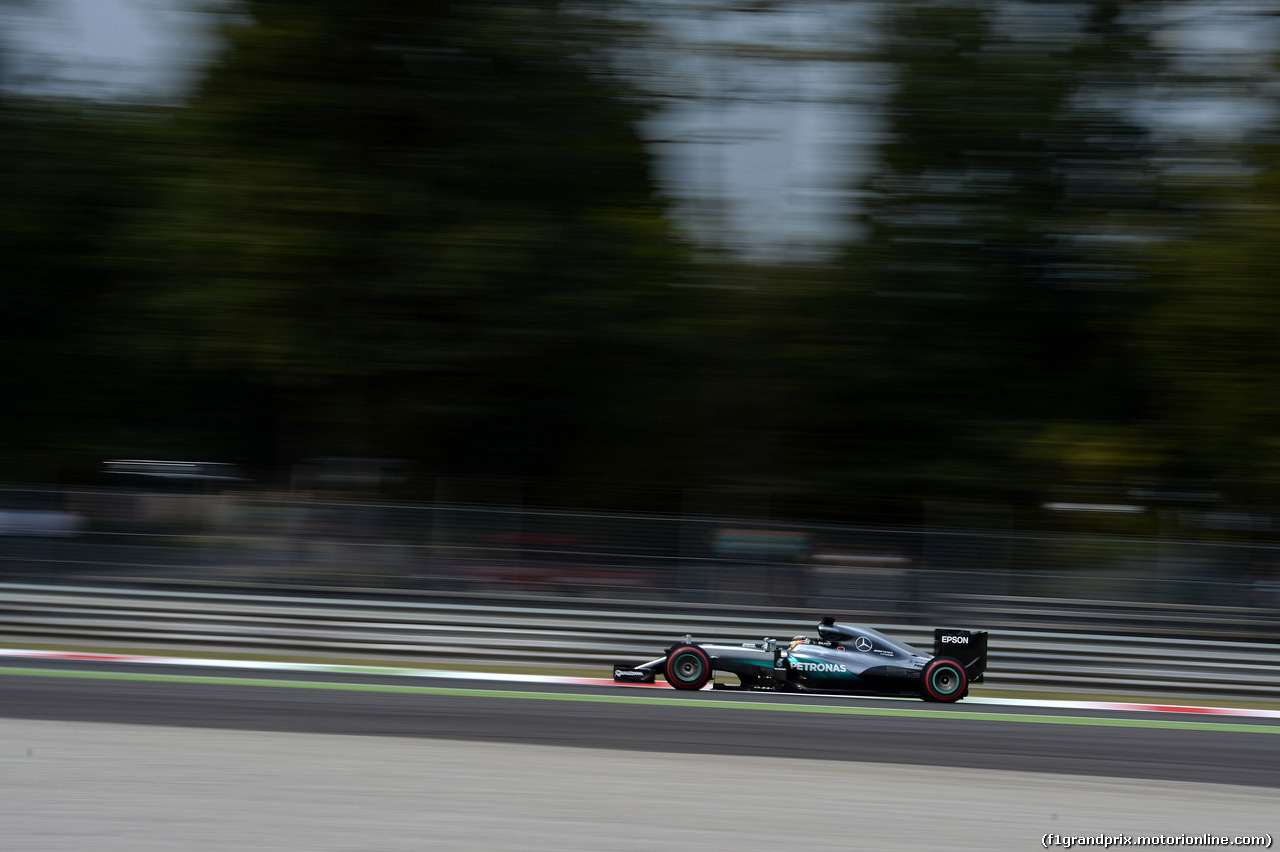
2;666;1277;735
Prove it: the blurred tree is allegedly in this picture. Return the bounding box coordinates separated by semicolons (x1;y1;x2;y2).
1112;7;1280;505
121;0;688;481
0;30;158;477
1136;144;1280;501
789;0;1168;506
17;0;1280;520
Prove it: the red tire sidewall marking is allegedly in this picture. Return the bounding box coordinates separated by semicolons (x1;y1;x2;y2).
923;658;967;701
667;645;710;689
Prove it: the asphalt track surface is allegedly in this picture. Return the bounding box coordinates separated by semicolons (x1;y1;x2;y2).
3;659;1279;788
7;719;1275;852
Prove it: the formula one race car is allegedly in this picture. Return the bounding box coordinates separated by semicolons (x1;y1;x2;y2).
613;616;987;702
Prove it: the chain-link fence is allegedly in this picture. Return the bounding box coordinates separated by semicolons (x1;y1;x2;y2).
1;486;1278;639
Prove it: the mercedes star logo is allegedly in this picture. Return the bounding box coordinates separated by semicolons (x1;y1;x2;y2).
854;637;873;652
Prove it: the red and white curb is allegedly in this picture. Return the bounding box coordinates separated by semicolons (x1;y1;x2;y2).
966;696;1280;718
2;647;1278;719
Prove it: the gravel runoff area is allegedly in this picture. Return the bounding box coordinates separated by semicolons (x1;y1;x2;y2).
1;718;1275;852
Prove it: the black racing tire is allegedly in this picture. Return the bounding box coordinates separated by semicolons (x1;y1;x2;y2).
921;657;968;703
665;645;712;691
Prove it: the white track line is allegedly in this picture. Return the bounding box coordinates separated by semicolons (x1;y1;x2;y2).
2;647;1277;719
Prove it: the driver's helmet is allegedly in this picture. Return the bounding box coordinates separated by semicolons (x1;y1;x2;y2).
788;635;808;650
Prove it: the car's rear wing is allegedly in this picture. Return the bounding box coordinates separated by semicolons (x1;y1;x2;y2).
933;629;988;684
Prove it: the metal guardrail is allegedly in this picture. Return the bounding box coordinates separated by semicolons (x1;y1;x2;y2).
2;583;1278;697
934;594;1280;642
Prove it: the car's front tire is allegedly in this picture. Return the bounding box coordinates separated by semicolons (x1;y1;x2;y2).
665;645;712;690
921;657;968;702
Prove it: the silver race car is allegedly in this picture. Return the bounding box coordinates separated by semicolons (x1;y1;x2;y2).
613;616;987;702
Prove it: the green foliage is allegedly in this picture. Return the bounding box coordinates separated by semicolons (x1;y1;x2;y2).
8;0;1280;517
116;0;687;476
786;0;1167;503
0;78;167;475
1135;153;1280;498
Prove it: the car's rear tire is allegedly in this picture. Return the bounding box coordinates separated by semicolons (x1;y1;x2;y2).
665;645;712;690
921;657;968;702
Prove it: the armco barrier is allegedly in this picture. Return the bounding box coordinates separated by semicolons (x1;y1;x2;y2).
1;583;1278;697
